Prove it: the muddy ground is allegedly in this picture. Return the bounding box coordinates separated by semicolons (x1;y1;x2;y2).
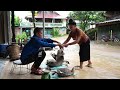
1;35;120;79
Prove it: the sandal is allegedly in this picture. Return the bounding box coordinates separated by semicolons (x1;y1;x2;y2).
86;64;92;68
31;68;44;75
37;67;42;70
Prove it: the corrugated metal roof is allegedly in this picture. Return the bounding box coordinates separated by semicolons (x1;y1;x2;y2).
96;19;120;25
25;11;67;19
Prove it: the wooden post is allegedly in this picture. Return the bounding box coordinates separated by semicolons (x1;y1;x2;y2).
11;11;16;42
95;31;96;41
96;29;98;43
43;11;45;38
52;11;54;23
31;11;36;29
110;30;112;42
7;11;11;44
42;11;45;51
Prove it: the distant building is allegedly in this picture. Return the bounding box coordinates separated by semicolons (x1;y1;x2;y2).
96;11;120;41
22;11;67;38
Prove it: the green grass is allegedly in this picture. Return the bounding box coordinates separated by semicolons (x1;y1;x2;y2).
52;34;68;39
52;34;67;38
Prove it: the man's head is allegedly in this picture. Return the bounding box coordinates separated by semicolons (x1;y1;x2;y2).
34;27;42;38
68;19;77;31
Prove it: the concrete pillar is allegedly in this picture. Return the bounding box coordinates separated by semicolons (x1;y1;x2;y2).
0;11;11;44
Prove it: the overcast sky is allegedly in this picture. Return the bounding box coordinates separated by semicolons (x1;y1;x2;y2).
56;11;72;17
15;11;72;19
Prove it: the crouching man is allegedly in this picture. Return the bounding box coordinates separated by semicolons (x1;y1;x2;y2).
20;27;63;75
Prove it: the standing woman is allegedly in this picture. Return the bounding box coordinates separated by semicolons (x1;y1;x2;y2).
62;19;92;69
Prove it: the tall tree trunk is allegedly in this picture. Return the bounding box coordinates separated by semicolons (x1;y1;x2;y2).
43;11;45;38
31;11;36;29
11;11;16;42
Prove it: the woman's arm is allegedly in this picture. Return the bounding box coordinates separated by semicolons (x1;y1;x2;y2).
63;30;81;47
67;37;81;45
62;34;71;44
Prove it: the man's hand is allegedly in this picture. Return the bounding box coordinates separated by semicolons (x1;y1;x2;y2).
56;43;63;49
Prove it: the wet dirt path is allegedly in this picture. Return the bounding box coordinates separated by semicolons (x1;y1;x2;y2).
52;36;120;79
1;35;120;79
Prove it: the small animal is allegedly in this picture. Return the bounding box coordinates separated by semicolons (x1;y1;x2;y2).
46;49;69;67
52;67;75;77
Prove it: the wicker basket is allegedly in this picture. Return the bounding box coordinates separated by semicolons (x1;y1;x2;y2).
7;43;20;61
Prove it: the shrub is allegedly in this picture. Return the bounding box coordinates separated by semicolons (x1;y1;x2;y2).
51;28;61;37
15;32;28;43
85;28;98;40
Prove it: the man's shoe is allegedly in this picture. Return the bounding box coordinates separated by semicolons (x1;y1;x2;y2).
31;68;44;75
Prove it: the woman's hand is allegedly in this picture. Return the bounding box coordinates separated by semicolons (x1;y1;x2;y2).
56;43;63;49
62;44;69;47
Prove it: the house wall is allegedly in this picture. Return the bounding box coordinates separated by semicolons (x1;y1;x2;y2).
59;27;66;35
44;27;66;36
62;19;67;27
27;27;67;38
97;23;120;40
24;17;67;37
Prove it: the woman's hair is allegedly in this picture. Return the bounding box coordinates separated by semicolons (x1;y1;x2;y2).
68;19;76;26
34;27;42;35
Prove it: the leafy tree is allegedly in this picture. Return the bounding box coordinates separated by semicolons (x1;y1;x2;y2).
68;11;105;30
11;16;22;26
15;16;22;26
21;32;27;40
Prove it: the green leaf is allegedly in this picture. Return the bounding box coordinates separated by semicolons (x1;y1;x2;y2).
68;11;105;30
